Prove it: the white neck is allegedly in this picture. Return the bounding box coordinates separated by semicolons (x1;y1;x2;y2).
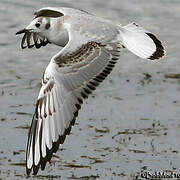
43;18;69;47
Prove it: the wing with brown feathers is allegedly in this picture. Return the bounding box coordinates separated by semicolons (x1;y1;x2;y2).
26;40;121;175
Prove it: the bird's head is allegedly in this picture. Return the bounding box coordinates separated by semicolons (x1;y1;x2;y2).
16;8;69;48
16;17;51;37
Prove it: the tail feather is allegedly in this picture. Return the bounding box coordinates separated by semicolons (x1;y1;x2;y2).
119;22;165;60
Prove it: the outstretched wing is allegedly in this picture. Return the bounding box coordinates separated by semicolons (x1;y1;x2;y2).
26;8;122;175
26;41;121;175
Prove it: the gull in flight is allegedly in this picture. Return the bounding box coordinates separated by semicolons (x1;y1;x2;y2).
16;7;165;175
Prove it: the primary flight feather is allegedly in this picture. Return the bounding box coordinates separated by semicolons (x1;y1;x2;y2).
16;7;165;175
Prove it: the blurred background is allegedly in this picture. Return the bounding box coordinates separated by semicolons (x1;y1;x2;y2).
0;0;180;179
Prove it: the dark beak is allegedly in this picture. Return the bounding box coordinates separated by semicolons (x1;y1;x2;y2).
16;28;28;35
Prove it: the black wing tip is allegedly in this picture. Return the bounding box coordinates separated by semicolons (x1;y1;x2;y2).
26;164;39;176
17;31;50;49
146;33;165;60
26;166;32;176
26;115;78;176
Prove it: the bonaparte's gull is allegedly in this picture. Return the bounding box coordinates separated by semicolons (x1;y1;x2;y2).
16;7;165;175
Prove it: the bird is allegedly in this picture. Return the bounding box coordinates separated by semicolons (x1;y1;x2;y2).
16;7;165;176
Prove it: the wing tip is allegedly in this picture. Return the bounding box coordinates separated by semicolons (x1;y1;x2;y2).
26;162;40;176
18;32;50;50
26;116;78;176
146;33;165;60
26;166;32;176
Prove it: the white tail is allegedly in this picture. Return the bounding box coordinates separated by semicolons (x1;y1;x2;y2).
119;22;165;60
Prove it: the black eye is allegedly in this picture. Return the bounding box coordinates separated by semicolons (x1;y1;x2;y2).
35;22;41;28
